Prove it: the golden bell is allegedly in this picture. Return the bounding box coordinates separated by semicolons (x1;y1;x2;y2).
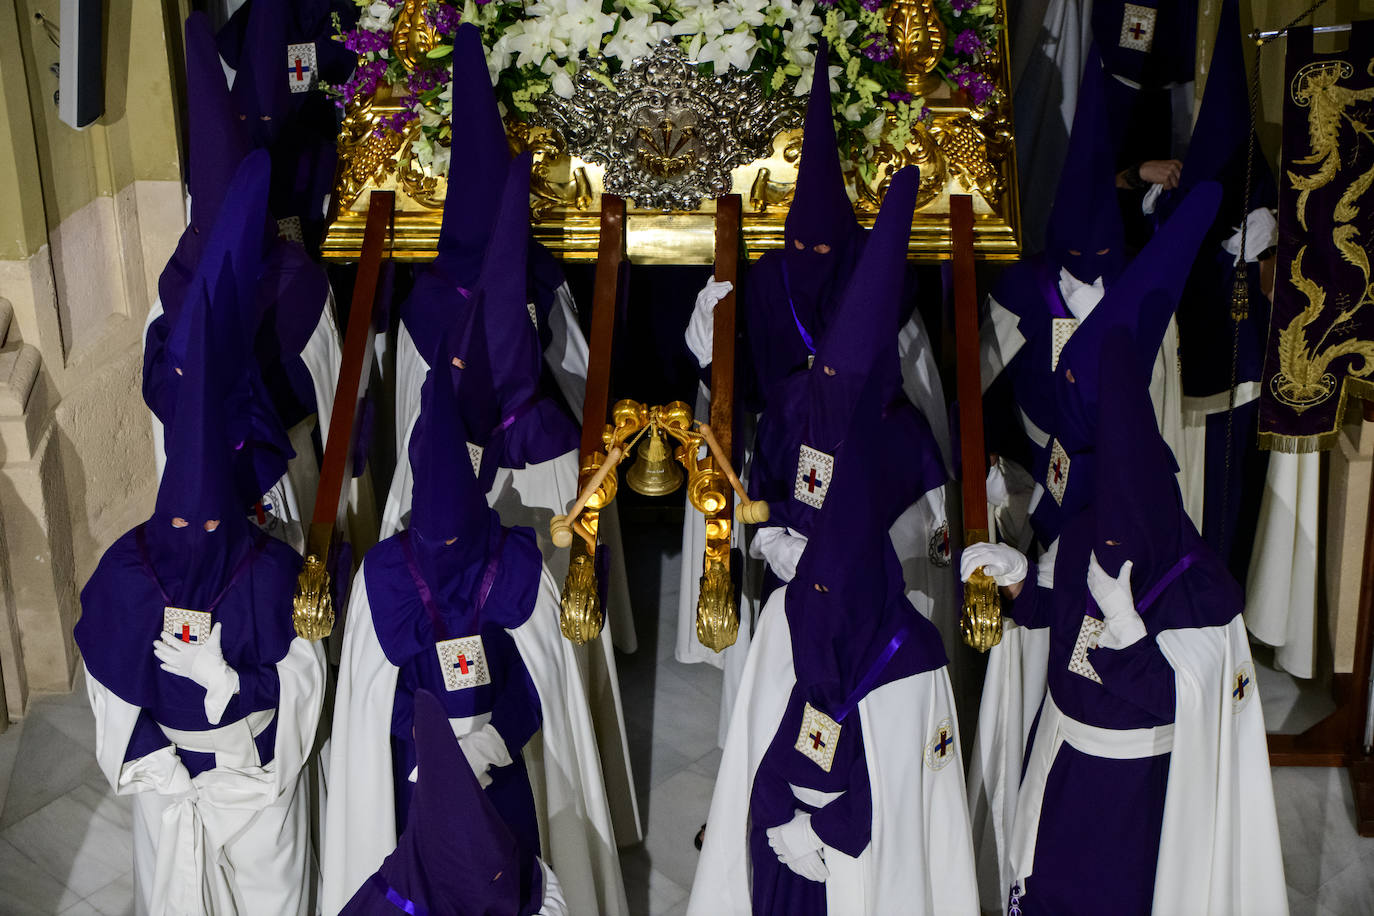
626;424;684;496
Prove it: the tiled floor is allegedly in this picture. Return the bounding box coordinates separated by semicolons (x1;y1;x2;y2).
1;511;1372;914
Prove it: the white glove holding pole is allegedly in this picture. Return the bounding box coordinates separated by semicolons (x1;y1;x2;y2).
685;276;733;368
1087;552;1146;649
153;623;240;725
959;542;1028;587
766;812;829;882
751;526;809;582
457;723;514;789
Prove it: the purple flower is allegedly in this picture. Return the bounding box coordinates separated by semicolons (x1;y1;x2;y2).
951;66;995;105
919;105;932;120
861;0;882;9
950;0;976;12
426;4;462;35
862;34;895;62
343;27;391;54
407;66;445;95
373;109;417;137
951;28;984;57
336;58;390;109
888;90;912;102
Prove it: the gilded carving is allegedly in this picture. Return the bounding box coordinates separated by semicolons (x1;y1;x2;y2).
886;0;947;95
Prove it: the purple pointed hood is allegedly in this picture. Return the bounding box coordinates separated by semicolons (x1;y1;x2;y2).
1091;330;1241;630
401;24;511;356
1055;179;1223;454
786;367;946;704
800;165;920;443
785;41;861;254
345;690;540;916
230;0;293;148
1045;45;1125;283
410;359;494;553
159;13;253;327
436;23;512;275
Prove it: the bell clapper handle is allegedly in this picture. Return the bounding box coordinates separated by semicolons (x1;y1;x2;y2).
551;445;625;549
698;423;769;525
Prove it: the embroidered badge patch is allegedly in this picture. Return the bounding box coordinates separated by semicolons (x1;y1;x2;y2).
795;702;841;772
1047;439;1071;506
793;445;835;509
1069;615;1105;684
924;717;956;771
1050;317;1079;371
1231;662;1255;713
436;635;491;692
928;522;952;567
286;42;318;93
163;607;213;645
276;216;304;245
466;442;484;479
526;301;539;328
1119;4;1157;52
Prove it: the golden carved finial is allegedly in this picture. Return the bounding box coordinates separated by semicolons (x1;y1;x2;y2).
293;554;335;641
559;537;604;645
886;0;947;96
391;0;440;72
696;559;739;652
959;569;1003;652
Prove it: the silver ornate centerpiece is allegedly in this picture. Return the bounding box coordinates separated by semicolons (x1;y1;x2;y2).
532;42;805;212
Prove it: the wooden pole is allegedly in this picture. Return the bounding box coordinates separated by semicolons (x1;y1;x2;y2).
952;195;988;545
580;197;626;461
710;196;741;472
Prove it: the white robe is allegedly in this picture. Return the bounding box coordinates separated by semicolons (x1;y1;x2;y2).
86;637;326;916
1245;451;1320;678
1005;616;1288;915
320;564;629;916
144;293;378;552
688;589;980;915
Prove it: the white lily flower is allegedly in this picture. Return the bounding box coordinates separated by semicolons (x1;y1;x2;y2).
550;67;576;98
794;62;842;96
358;1;398;32
670;1;734;40
488;34;514;85
731;0;770;28
506;17;570;70
558;0;619;55
604;14;672;63
615;0;661;15
696;31;757;71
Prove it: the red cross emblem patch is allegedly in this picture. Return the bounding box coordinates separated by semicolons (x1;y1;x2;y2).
1232;662;1254;713
286;43;318;93
436;635;491;691
924;717;956;771
1047;438;1071;506
795;702;841;772
1119;4;1156;52
793;445;835;510
163;607;212;646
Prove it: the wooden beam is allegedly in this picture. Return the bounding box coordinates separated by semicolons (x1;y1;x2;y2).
951;195;988;543
711;195;741;471
581;197;626;459
306;190;393;564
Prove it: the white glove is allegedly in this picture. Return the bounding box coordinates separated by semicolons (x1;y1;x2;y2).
685;276;733;368
751;526;808;582
959;542;1028;587
457;723;513;789
766;812;828;882
1087;553;1146;649
153;623;240;725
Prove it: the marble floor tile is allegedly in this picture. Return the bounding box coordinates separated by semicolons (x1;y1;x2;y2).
0;836;84;914
1;790;136;899
82;870;134;916
1271;767;1374;897
57;901;102;916
0;713;105;831
619;844;689;916
641;767;717;891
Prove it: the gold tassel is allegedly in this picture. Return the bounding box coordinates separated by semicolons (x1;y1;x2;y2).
1231;264;1250;322
696;559;740;652
559;537;604;645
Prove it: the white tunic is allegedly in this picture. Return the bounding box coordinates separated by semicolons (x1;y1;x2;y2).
86;637;326;916
688;589;980;915
320;564;629;916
